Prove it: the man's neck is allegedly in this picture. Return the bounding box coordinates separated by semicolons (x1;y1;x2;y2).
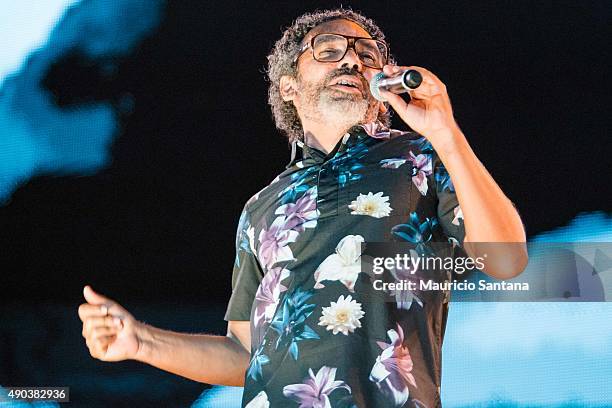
302;121;354;154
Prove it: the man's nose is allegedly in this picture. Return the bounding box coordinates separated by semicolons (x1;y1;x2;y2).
337;47;363;72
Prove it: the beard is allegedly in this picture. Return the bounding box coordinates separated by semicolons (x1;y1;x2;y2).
295;67;379;130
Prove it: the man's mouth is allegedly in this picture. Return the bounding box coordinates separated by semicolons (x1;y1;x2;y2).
328;76;364;94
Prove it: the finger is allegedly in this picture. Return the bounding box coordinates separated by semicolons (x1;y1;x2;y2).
379;89;408;111
78;303;111;321
383;64;402;77
407;88;425;101
91;335;117;357
83;285;115;307
97;334;117;346
91;325;120;340
83;286;128;317
408;78;445;102
83;315;123;337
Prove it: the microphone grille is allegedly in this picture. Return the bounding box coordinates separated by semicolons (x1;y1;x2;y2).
369;72;387;102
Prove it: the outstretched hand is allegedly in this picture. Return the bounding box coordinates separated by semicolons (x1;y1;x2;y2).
78;285;141;362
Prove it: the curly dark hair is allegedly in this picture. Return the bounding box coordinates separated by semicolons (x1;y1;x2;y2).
267;8;392;143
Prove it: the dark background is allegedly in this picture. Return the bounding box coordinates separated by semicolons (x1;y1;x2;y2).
0;1;610;406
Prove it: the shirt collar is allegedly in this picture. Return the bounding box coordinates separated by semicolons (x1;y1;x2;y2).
285;121;390;168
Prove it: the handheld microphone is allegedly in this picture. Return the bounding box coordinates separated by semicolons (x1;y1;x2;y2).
369;70;423;101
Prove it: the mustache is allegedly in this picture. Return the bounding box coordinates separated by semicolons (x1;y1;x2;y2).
325;68;369;96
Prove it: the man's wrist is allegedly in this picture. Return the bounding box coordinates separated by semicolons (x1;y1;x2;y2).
428;126;469;159
133;321;153;363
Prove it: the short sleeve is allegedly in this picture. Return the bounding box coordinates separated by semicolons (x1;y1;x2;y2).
224;207;264;321
432;151;466;248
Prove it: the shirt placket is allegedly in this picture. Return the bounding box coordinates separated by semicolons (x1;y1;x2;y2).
303;133;354;220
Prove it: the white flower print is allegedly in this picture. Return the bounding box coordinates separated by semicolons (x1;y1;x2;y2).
314;235;365;292
245;390;270;408
319;294;365;335
348;192;393;218
452;205;463;226
448;236;461;247
380;158;407;169
246;225;257;254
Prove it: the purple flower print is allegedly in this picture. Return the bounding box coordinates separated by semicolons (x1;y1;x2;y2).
378;148;433;196
283;366;351;408
253;267;290;329
275;187;318;232
387;250;423;311
361;121;391;139
360;121;409;140
408;151;432;196
369;323;417;407
258;215;299;269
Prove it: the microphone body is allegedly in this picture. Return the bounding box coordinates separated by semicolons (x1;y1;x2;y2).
369;70;423;101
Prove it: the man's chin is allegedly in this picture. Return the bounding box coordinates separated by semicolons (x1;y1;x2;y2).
320;94;365;110
319;106;367;127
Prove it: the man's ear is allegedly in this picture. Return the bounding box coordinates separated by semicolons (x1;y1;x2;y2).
280;75;298;102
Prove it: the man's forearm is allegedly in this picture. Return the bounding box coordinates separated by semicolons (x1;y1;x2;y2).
432;127;528;279
133;323;250;386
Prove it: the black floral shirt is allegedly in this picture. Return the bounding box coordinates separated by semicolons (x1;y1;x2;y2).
225;122;466;408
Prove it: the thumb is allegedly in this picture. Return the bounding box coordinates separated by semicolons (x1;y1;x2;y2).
379;89;407;114
83;285;113;306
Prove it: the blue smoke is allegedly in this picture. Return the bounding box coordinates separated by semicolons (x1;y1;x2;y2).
0;0;164;203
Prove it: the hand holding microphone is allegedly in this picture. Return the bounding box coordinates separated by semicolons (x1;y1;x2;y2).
369;68;423;101
371;65;460;140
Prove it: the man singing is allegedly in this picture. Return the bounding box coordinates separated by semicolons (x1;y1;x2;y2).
79;9;527;407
